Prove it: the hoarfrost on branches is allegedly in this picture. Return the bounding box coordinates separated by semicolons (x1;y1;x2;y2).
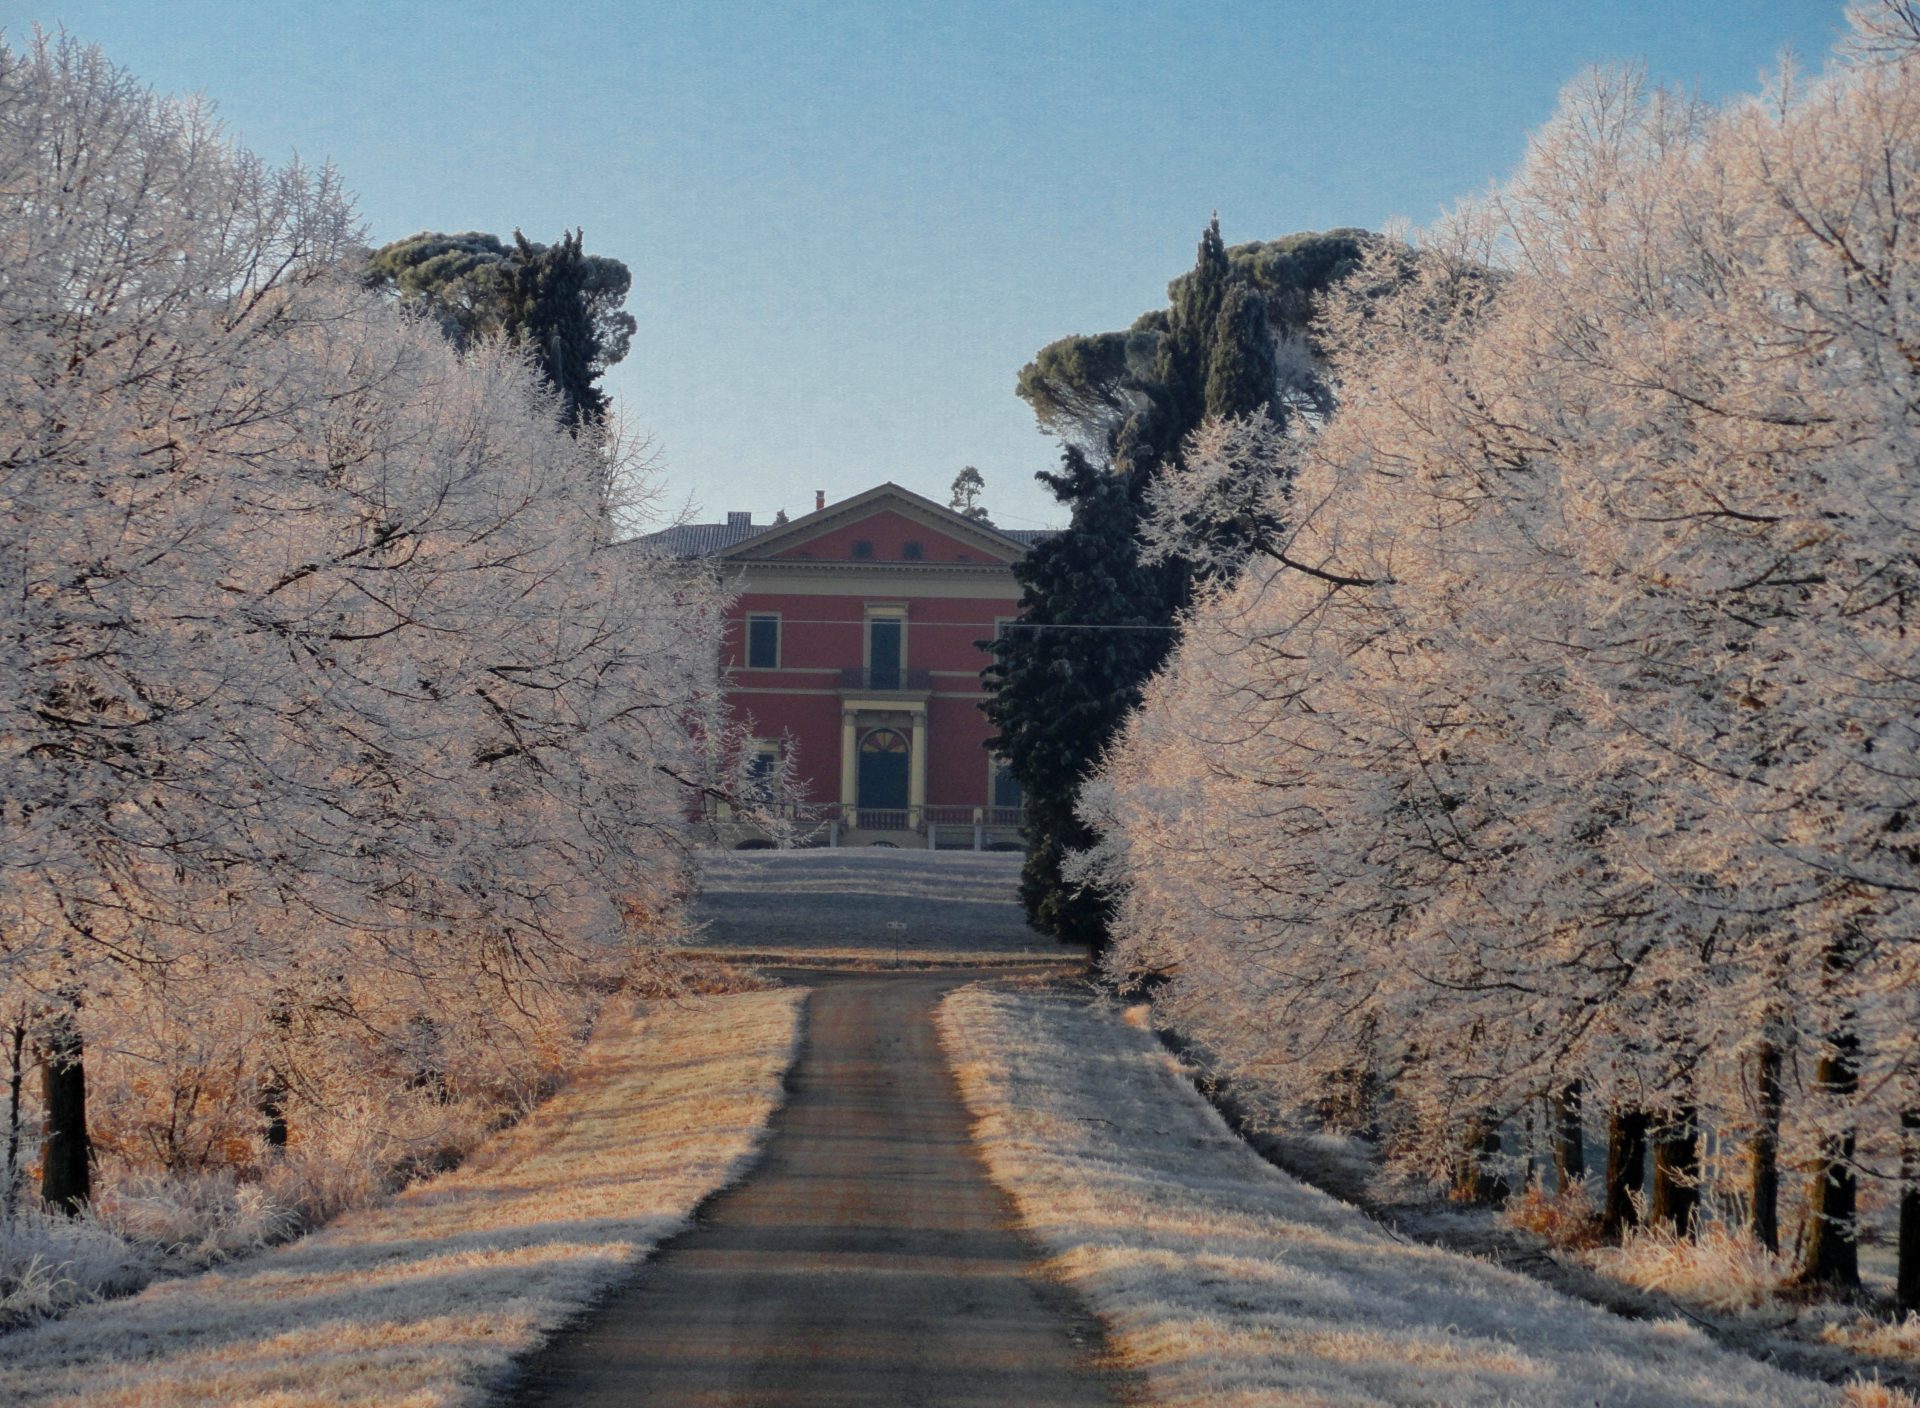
0;31;753;1276
1088;0;1920;1295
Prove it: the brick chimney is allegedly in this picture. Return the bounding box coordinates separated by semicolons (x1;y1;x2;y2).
815;489;826;511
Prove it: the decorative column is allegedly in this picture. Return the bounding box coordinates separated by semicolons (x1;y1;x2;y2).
909;709;928;838
840;710;858;826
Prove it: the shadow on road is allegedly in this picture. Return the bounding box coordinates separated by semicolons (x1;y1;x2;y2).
510;968;1128;1408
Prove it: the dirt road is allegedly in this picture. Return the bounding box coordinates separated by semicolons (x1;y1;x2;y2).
512;968;1124;1407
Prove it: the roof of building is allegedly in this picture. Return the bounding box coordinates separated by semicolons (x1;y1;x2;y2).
624;485;1055;559
630;520;771;556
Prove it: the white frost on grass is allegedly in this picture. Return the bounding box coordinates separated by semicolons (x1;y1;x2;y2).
0;987;805;1407
1;1168;314;1326
939;983;1837;1408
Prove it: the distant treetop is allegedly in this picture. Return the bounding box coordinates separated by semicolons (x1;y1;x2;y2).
948;465;992;523
1016;227;1376;451
364;229;636;428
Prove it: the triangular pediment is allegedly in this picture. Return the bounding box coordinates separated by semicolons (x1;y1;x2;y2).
715;482;1030;566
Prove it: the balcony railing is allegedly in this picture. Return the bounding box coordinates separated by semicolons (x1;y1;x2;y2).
921;804;1023;828
837;666;932;694
705;798;1026;847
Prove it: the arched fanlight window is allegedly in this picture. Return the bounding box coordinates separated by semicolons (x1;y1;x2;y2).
860;728;908;754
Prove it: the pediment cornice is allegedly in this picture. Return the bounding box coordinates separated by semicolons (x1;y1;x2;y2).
714;482;1029;564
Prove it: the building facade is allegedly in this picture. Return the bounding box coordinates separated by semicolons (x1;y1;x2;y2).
640;483;1040;848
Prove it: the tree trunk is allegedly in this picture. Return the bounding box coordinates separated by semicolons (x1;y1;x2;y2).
1797;1042;1861;1290
1603;1108;1649;1240
1453;1115;1510;1205
5;1018;24;1221
1554;1081;1586;1194
1751;1041;1784;1252
260;997;292;1151
1452;1125;1480;1202
39;1009;90;1216
259;1079;289;1150
1898;1108;1919;1316
1476;1121;1511;1205
1650;1106;1700;1236
1797;928;1864;1292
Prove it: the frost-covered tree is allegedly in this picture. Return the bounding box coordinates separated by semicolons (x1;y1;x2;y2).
0;33;739;1222
990;219;1363;950
1090;4;1920;1298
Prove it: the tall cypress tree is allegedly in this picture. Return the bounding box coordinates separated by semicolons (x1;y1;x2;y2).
1206;284;1279;423
502;230;614;428
990;217;1310;955
1155;215;1233;441
983;449;1177;947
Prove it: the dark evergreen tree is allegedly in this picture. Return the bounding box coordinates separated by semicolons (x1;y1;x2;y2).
1015;225;1371;451
1206;284;1278;422
983;448;1178;947
1153;214;1233;441
364;229;635;429
500;230;620;427
991;219;1365;954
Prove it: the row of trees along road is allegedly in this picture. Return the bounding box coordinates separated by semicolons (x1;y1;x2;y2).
985;221;1372;951
1084;4;1920;1307
1;35;760;1225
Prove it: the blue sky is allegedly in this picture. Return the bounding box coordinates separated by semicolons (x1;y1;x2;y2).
14;1;1850;530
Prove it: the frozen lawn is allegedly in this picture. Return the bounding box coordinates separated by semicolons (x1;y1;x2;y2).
939;983;1839;1408
0;987;805;1408
689;849;1075;964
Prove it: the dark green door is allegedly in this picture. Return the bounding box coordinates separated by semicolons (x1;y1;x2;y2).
858;728;909;809
868;618;901;690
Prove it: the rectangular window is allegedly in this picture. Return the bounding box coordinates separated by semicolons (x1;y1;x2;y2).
992;761;1024;810
746;613;780;669
749;740;780;782
867;615;902;690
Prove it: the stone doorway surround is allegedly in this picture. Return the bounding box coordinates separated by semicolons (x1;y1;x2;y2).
838;703;927;828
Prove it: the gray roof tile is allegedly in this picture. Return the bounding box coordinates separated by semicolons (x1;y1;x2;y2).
625;521;771;556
